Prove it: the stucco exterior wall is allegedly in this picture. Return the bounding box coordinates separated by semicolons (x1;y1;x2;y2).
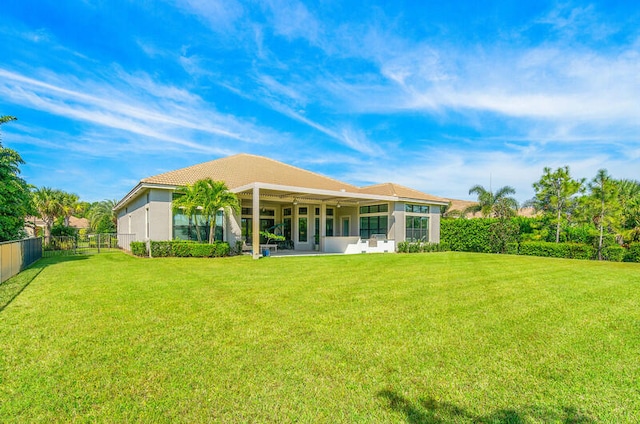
117;191;147;242
429;208;441;243
116;188;172;242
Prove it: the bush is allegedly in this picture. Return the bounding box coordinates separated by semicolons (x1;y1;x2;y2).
624;243;640;262
519;241;594;260
148;240;230;258
130;241;147;257
506;243;519;255
214;242;230;257
441;218;518;253
171;241;193;257
396;241;449;254
601;245;625;262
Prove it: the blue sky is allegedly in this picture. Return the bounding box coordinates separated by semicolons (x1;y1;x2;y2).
1;1;638;203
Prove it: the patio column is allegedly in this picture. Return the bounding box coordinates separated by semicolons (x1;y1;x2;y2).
252;185;260;259
320;203;326;252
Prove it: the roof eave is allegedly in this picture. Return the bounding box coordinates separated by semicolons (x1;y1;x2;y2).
113;182;179;211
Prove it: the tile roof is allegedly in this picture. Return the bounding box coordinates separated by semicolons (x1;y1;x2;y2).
359;183;449;204
142;154;359;192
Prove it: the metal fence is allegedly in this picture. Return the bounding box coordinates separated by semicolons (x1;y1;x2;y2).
0;237;42;284
43;233;136;257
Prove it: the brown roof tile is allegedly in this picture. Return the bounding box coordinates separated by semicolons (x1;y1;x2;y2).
359;183;449;204
142;154;359;192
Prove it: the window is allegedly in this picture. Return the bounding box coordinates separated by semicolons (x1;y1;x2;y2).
174;210;224;242
283;208;292;216
241;218;275;243
406;216;429;242
360;216;388;239
284;217;292;240
405;204;430;214
326;208;334;216
299;217;308;242
298;207;308;215
326;218;334;236
315;217;320;244
360;204;388;214
315;207;320;215
241;218;252;243
241;207;252;216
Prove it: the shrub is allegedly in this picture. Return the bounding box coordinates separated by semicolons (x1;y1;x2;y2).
624;243;640;262
397;242;448;254
214;242;230;257
441;219;493;253
441;218;518;253
519;241;594;260
148;240;230;258
171;241;193;257
189;243;215;257
601;245;625;262
506;243;519;255
130;241;147;257
150;241;172;257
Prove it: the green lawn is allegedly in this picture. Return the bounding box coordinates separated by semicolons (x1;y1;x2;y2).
1;252;638;422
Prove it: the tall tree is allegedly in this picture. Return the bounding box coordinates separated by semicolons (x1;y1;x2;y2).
172;178;240;243
615;179;640;230
465;185;518;219
530;166;584;243
60;192;79;227
585;169;621;260
0;116;33;241
88;199;118;233
173;183;206;242
32;187;64;243
197;178;240;243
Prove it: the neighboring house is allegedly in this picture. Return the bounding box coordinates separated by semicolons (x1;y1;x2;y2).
24;216;90;237
114;154;449;257
442;199;538;218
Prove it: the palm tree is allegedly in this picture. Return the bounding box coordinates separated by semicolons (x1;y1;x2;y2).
60;192;79;227
88;199;118;233
465;185;518;219
196;178;240;243
616;179;640;231
32;187;64;243
172;183;205;242
173;178;240;243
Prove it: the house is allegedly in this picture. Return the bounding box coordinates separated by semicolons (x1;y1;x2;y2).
24;216;90;238
114;154;449;257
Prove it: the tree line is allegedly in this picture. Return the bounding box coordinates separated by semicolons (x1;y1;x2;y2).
0;115;117;242
447;166;640;260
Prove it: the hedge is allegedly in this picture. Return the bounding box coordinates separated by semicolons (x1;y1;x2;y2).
441;218;518;253
519;241;594;260
147;240;231;258
601;245;625;262
397;242;449;253
625;243;640;262
130;241;147;257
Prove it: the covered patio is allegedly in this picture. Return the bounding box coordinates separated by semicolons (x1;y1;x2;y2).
232;182;408;259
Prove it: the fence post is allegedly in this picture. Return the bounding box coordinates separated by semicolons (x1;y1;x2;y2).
97;233;101;254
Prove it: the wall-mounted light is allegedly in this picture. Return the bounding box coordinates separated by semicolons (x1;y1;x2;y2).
293;198;298;205
336;202;341;208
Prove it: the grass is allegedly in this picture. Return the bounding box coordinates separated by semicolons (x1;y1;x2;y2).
0;252;639;422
